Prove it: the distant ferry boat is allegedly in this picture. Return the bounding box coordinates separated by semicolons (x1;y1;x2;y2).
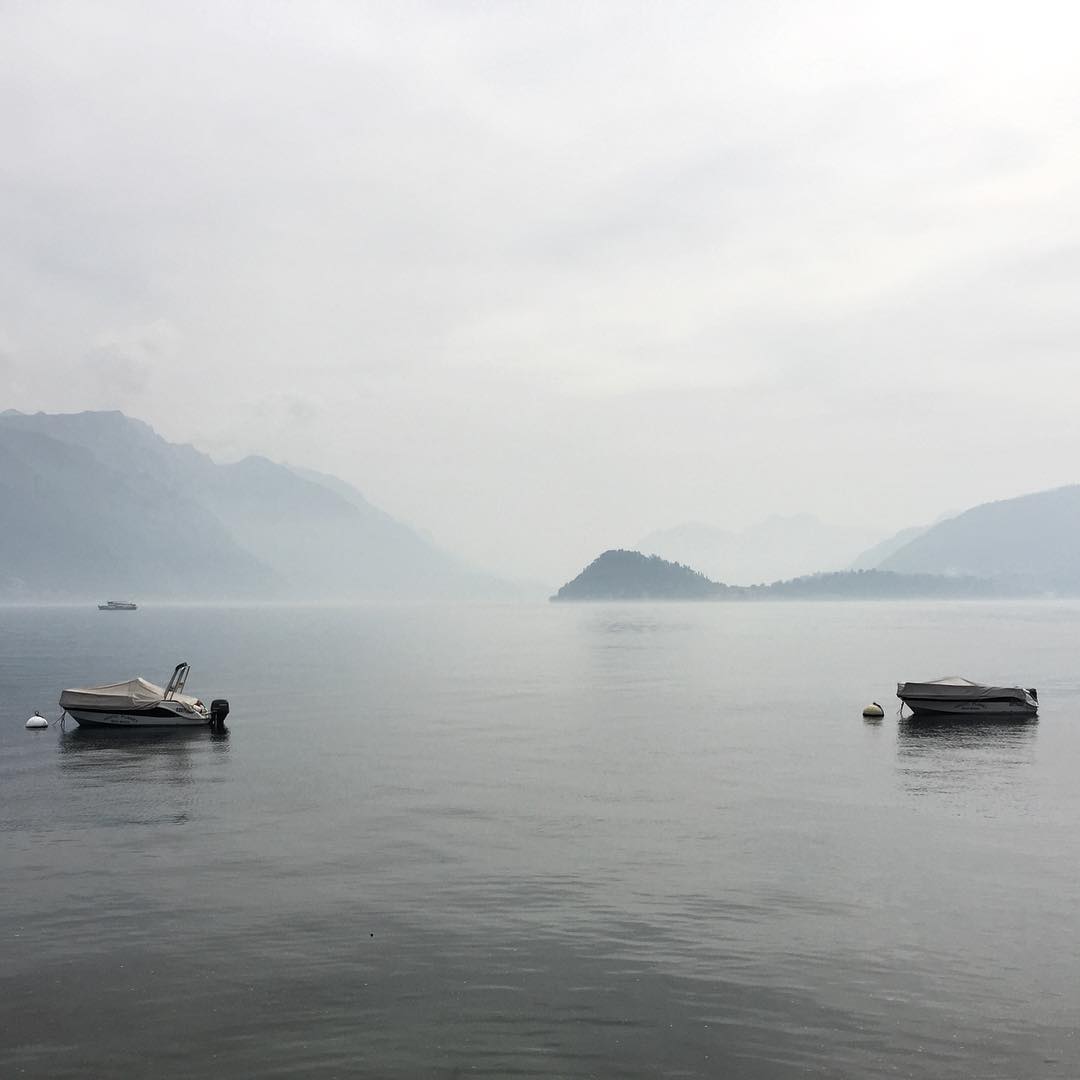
98;600;138;611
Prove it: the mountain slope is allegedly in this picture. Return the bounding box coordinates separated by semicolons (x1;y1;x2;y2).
849;525;930;570
0;410;499;600
0;424;270;598
849;510;959;570
202;455;497;597
878;485;1080;587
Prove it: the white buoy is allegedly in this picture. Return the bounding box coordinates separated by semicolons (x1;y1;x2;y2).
862;702;884;719
25;712;49;729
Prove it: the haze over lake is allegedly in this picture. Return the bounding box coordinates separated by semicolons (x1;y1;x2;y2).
5;1;1080;1075
3;601;1078;1078
6;3;1080;582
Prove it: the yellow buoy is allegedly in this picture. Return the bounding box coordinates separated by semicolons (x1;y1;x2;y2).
862;702;884;719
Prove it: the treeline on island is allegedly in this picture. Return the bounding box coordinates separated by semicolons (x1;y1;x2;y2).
550;550;1012;602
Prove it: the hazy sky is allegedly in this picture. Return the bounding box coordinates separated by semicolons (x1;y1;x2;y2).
3;1;1080;581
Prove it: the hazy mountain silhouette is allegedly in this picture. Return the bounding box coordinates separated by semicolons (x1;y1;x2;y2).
0;410;503;600
639;515;879;585
849;510;959;570
9;411;1076;603
877;485;1080;588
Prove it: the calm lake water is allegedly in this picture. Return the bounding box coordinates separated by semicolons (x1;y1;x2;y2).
2;601;1078;1078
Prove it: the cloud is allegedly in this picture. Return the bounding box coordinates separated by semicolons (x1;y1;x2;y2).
82;320;179;398
3;1;1080;579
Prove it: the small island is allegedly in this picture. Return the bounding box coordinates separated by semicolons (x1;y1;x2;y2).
550;550;1007;602
551;550;729;601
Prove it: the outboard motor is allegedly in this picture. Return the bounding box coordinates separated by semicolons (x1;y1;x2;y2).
209;698;230;733
1027;688;1038;703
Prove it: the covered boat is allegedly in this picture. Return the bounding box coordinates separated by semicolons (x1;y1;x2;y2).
897;676;1038;719
59;663;218;728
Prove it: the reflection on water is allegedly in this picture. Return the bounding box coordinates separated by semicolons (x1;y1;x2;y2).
587;605;696;638
897;715;1039;745
57;726;229;784
57;725;230;759
895;717;1038;802
51;727;231;827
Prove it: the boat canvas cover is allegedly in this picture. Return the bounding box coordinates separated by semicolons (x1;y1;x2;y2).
896;677;1029;702
60;677;201;711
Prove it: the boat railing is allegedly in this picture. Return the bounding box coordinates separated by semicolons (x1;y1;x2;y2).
164;662;190;700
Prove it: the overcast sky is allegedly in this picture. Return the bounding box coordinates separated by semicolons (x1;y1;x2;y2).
3;1;1080;581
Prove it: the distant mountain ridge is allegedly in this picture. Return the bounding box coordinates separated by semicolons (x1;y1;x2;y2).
0;410;501;600
639;515;878;585
551;550;1004;602
561;480;1080;601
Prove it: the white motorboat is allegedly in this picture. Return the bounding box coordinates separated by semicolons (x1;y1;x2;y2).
59;663;229;729
897;676;1038;719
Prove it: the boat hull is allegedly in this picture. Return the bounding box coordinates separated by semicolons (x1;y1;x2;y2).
899;697;1037;719
66;707;209;728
